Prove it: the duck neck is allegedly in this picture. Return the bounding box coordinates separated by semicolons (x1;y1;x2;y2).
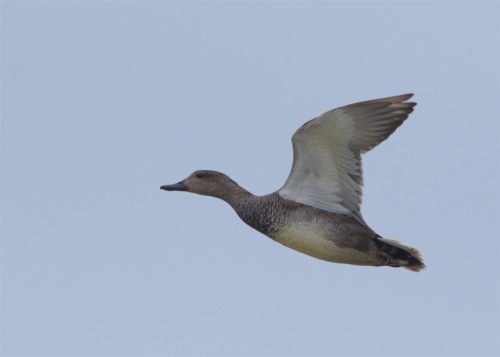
217;184;254;209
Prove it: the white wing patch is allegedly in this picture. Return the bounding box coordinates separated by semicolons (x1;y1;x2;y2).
279;94;416;220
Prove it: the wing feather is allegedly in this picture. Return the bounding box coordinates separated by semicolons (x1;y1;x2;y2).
278;94;416;221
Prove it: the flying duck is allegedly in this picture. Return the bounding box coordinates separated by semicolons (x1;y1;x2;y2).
161;94;424;271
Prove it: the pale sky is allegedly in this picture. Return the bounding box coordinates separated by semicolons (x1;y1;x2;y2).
2;2;500;356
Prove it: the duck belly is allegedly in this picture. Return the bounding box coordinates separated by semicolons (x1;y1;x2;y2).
272;224;375;266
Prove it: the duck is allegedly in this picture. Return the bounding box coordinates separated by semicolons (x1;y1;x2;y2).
161;94;424;271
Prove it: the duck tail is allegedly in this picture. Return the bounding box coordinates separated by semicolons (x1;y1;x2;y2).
375;236;425;272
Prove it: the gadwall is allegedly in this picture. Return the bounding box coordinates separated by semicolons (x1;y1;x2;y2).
161;94;424;271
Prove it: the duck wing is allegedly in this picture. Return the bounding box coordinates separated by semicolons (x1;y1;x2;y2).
278;94;416;222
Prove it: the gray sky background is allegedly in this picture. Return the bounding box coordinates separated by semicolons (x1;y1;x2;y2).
2;2;500;356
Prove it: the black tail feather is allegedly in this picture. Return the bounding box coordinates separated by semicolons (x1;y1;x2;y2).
375;236;425;272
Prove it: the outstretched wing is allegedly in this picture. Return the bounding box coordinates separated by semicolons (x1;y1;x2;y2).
278;94;416;221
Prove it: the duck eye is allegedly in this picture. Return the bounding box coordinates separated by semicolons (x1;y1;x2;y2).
195;172;205;179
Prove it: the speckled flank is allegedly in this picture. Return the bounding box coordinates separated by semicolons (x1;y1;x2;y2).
228;192;380;266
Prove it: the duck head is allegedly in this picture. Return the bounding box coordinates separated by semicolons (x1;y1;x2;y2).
161;170;242;199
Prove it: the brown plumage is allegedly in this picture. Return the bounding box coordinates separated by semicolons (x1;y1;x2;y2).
161;94;424;271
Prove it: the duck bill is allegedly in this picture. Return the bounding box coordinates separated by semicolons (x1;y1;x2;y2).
160;181;187;191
